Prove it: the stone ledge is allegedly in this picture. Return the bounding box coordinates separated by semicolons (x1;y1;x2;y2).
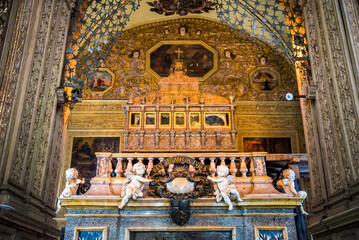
308;206;359;236
60;196;303;210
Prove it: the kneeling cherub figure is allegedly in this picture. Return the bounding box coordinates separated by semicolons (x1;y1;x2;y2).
119;162;152;209
208;165;243;210
277;168;309;215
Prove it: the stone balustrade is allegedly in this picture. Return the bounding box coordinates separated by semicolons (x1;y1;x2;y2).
95;152;268;178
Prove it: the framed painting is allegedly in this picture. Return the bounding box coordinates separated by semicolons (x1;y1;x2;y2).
204;112;230;127
160;112;171;127
145;112;156;127
254;226;288;240
190;112;201;128
175;112;186;128
250;67;281;93
146;40;218;81
71;137;120;185
130;112;141;128
125;226;235;240
74;227;107;240
86;68;115;95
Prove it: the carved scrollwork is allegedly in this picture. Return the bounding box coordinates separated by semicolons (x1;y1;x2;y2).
149;156;210;199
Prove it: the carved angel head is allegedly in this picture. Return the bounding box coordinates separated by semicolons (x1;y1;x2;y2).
133;162;146;176
217;165;229;177
65;168;79;180
283;169;295;180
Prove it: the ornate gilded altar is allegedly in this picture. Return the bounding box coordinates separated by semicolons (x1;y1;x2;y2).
59;49;305;240
123;51;237;152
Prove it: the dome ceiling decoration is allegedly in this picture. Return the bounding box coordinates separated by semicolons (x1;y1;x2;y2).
63;0;306;92
216;0;306;58
147;0;217;16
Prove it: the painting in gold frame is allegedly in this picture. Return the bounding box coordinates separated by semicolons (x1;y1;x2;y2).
190;112;201;128
145;112;156;127
254;226;288;240
175;112;186;128
74;226;107;240
130;112;141;128
204;112;230;128
160;112;171;127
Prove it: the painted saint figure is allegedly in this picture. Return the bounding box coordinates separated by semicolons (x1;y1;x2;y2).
277;169;309;215
208;165;243;210
119;162;152;209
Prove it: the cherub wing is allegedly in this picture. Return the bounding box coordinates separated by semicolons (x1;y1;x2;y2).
226;175;234;182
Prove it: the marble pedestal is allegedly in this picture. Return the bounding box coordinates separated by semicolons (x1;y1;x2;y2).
62;197;302;240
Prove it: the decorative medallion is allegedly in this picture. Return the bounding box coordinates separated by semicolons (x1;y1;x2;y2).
149;156;210;199
249;67;281;93
86;68;115;95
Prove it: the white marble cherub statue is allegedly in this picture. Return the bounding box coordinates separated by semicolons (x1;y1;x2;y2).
56;168;85;213
118;162;152;209
277;169;309;215
208;165;243;210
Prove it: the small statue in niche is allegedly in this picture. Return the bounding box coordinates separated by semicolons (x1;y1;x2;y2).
56;168;85;213
208;165;243;210
119;162;152;209
276;169;309;215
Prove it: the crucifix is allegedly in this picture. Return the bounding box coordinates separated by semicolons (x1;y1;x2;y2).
176;48;183;59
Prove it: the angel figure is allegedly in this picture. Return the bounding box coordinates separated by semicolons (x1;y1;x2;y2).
56;168;85;213
118;162;152;209
276;169;309;215
208;165;243;210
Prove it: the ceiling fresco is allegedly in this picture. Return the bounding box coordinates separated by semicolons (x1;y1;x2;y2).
64;0;305;92
79;19;298;101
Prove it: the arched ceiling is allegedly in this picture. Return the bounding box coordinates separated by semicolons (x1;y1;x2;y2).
65;0;305;88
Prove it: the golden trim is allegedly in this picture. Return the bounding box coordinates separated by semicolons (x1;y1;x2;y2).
60;197;303;210
254;226;288;240
144;112;156;128
74;226;108;240
65;212;295;218
204;111;231;128
86;68;116;96
145;40;218;82
174;112;186;128
129;112;141;128
125;226;236;240
159;112;171;127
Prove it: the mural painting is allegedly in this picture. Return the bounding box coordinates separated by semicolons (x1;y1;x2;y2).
71;137;120;185
150;44;214;77
87;68;114;93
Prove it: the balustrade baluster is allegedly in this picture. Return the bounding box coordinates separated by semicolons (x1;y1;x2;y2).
250;157;255;176
240;157;248;177
159;157;164;163
147;157;154;176
126;157;133;174
199;157;205;165
209;157;216;177
107;156;113;178
115;157;123;178
220;157;226;166
229;157;237;177
137;157;144;164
